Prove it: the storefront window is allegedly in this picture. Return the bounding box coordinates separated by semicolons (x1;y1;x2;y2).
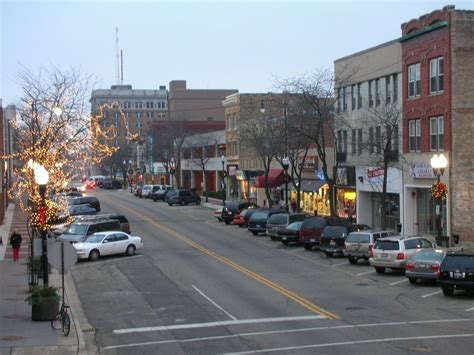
336;188;356;220
416;188;445;236
290;184;330;215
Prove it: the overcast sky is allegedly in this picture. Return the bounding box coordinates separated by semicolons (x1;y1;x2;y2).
1;0;473;106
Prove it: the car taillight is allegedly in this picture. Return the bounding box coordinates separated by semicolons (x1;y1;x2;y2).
405;262;415;270
430;264;440;271
396;252;405;260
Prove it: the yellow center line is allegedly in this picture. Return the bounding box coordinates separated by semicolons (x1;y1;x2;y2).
103;194;339;320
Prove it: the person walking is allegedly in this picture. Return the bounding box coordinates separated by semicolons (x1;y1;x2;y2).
10;230;22;262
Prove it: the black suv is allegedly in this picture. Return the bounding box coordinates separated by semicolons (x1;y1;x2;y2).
439;249;474;296
165;189;201;206
247;208;285;236
68;196;101;212
58;219;121;243
320;224;371;257
222;201;258;224
102;179;123;189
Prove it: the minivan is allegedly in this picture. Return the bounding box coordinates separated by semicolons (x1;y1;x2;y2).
165;189;201;206
344;230;398;264
266;213;306;241
58;219;121;243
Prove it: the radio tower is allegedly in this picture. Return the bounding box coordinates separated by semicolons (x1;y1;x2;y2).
115;27;120;85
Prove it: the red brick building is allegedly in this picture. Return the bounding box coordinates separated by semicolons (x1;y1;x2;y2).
401;6;474;242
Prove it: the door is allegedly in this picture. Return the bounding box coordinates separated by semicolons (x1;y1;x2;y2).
101;234;118;255
114;233;130;254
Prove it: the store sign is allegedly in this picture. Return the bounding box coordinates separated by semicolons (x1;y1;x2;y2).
228;166;236;176
409;163;435;179
367;167;384;179
299;156;317;170
315;169;325;181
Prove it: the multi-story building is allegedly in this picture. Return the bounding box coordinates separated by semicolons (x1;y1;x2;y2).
335;40;403;229
90;84;168;170
400;6;474;242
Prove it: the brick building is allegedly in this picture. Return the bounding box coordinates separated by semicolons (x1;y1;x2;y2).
400;5;474;242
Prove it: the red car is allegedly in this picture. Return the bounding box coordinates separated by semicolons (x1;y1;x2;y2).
85;180;95;189
232;210;247;227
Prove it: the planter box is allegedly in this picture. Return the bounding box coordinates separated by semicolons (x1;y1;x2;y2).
31;298;59;321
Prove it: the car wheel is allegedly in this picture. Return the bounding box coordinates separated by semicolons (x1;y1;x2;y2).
89;249;100;261
304;245;313;251
168;203;172;206
225;220;231;225
196;200;201;205
408;277;417;284
282;241;290;246
442;288;454;296
126;245;136;256
325;251;334;257
251;231;258;236
153;198;157;202
238;224;243;228
348;256;357;264
375;266;386;274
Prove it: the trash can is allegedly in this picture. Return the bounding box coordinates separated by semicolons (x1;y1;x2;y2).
435;236;449;248
453;234;460;244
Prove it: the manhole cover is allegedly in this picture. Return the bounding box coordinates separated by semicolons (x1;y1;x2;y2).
345;306;365;311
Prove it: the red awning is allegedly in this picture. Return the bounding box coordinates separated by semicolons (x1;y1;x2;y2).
254;169;284;188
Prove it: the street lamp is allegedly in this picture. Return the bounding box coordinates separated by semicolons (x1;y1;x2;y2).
282;157;290;211
33;164;49;286
221;155;226;206
169;158;176;188
430;153;448;245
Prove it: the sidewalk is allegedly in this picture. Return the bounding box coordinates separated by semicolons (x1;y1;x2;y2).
0;203;97;355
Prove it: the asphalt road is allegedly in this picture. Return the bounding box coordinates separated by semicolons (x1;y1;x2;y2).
70;189;474;354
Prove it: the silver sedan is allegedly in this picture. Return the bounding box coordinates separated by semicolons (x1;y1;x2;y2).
405;249;446;284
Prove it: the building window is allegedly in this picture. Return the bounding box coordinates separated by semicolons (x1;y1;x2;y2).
343;130;347;153
351;129;356;155
147;112;153;119
390;125;399;152
357;128;363;155
409;119;421;152
351;85;356;111
123;102;131;109
137;112;142;119
369;81;374;107
385;76;391;104
430;57;444;94
342;87;347;112
357;83;362;109
430;116;444;151
369;127;374;154
136;120;142;128
126;112;130;119
146;102;153;109
375;126;381;154
376;79;381;106
393;74;398;102
113;112;119;120
337;88;341;113
408;63;421;98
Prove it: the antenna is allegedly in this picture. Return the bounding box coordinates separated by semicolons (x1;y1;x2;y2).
121;49;123;85
115;27;120;85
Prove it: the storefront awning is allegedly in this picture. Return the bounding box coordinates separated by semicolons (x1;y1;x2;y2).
254;169;284;188
282;179;326;192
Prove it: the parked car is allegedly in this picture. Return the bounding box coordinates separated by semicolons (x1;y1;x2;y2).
67;191;83;197
58;219;122;243
438;248;474;296
68;204;97;216
102;179;123;189
243;209;259;228
266;213;306;241
214;207;223;222
247;209;284;236
344;230;398;264
369;236;436;274
165;189;201;206
299;216;347;251
277;221;305;245
141;185;153;198
405;249;446;284
221;201;258;224
69;213;131;234
68;196;101;212
232;208;252;227
151;188;173;202
320;224;370;257
73;231;143;261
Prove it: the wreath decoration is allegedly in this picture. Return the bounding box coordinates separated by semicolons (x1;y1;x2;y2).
431;182;448;200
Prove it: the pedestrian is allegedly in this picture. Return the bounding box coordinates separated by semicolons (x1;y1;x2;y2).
290;198;297;212
10;230;22;262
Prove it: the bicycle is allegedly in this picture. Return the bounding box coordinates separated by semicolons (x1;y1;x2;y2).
51;301;71;336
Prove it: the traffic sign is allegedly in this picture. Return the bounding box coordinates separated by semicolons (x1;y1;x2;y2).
48;241;77;273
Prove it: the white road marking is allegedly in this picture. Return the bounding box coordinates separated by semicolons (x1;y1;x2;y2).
357;270;375;276
224;333;474;354
422;290;443;298
103;318;473;351
389;278;409;286
113;315;327;334
332;262;348;267
192;285;237;320
466;307;474;312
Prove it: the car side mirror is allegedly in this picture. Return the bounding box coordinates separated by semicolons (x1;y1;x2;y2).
102;240;108;244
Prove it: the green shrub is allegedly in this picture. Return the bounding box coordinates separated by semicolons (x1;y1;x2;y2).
25;285;60;305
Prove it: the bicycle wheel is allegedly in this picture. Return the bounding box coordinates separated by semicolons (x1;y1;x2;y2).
51;312;62;330
62;312;71;336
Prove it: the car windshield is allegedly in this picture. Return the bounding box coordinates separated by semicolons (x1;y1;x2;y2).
287;221;304;230
412;250;445;261
374;240;400;250
63;224;88;235
346;233;370;243
252;212;269;220
84;234;106;243
323;227;347;238
441;255;474;269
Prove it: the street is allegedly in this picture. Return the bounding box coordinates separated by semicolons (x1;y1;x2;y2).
70;189;474;354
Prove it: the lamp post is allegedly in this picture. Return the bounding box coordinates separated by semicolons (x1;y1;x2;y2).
430;153;448;246
282;157;290;211
33;164;49;286
221;155;226;206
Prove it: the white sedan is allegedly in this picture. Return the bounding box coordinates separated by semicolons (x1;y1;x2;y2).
73;231;143;261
